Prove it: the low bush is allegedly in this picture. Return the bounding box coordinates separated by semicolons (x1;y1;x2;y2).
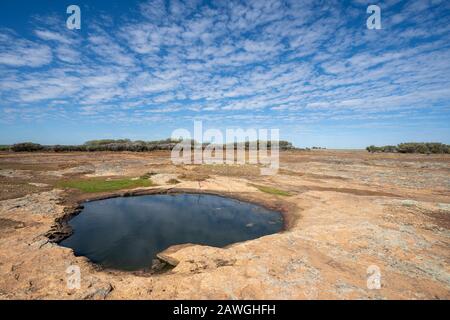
11;142;44;152
367;143;450;154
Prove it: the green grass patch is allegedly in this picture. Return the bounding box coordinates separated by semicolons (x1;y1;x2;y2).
250;184;291;196
58;178;154;193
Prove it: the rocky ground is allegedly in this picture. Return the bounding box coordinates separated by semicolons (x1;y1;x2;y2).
0;150;449;299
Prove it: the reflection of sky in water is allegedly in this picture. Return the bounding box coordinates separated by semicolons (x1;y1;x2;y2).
60;194;283;271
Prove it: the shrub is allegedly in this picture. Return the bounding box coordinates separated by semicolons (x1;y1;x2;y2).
366;145;380;153
367;142;450;154
11;142;44;152
49;145;87;152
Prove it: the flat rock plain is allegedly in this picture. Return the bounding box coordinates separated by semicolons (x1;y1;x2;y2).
0;150;449;299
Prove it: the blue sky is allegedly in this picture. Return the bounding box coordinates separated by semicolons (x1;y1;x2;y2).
0;0;449;148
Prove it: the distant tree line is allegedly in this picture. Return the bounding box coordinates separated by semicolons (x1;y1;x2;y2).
8;139;181;152
7;139;295;152
366;143;450;154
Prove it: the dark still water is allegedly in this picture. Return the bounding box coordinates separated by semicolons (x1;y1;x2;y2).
60;194;283;271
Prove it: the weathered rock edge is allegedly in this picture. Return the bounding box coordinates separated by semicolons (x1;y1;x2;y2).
45;187;293;275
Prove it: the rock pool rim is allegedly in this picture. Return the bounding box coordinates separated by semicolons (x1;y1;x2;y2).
47;187;293;275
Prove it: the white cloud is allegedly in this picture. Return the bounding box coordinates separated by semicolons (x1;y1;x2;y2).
35;29;71;44
0;32;52;67
0;0;449;128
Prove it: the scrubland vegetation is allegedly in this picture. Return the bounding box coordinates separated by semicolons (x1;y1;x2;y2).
9;139;179;152
5;141;449;154
7;139;294;152
366;143;450;154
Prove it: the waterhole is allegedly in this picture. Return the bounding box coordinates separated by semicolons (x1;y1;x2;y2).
60;194;283;271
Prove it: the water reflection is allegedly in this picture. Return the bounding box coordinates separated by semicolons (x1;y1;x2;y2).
60;194;283;271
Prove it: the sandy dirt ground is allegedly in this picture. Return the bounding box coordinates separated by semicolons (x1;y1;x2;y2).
0;150;449;299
